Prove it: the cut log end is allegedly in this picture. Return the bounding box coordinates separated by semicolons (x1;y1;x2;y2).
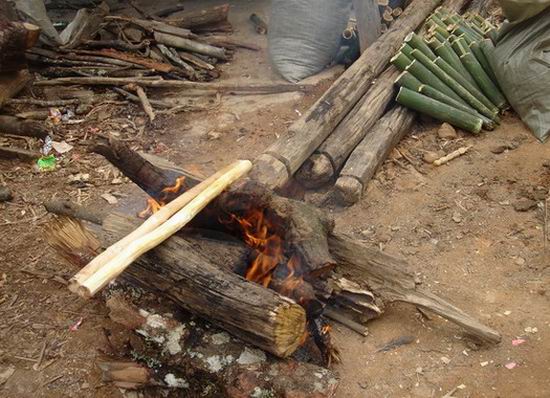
334;176;363;206
295;154;334;189
274;301;308;357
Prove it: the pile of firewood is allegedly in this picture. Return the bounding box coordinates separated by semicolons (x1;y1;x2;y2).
393;8;506;134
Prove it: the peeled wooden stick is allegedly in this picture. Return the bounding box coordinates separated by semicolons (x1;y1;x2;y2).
433;145;472;166
76;160;252;298
69;161;245;292
126;84;155;122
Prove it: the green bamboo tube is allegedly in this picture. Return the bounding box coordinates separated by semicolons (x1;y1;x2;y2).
396;87;483;134
460;52;507;109
390;52;413;71
479;39;502;88
410;49;497;120
418;85;496;130
485;28;498;43
395;71;423;90
434;25;450;39
404;32;437;61
434;31;447;42
432;41;475;85
469;23;487;38
405;59;465;103
429;15;447;29
468;41;498;83
451;26;475;45
434;57;499;115
400;43;415;58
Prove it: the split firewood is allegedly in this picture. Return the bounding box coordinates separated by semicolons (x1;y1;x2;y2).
4;98;80;107
124;83;155;122
0;186;12;202
250;0;445;191
155;44;196;77
0;116;48;139
0;146;40;161
28;48;137;69
154;31;228;60
82;39;151;52
77;160;252;299
112;87;172;108
296;66;400;188
166;4;230;29
334;105;416;205
153;4;186;18
74;140;501;345
176;51;215;70
34;77;312;95
433;145;473;166
59;2;109;48
0;70;32;108
200;35;260;52
250;13;268;34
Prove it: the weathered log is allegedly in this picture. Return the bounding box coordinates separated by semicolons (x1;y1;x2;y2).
83;39;150;52
295;67;400;188
4;98;79;107
250;0;444;191
0;69;32;108
74;48;175;74
0;21;39;72
0;115;48;138
154;4;187;18
333;106;415;205
105;16;196;39
200;35;260;52
0;145;40;161
154;31;228;60
28;48;138;69
167;4;230;29
59;2;108;48
176;51;215;70
155;44;195;77
48;215;306;358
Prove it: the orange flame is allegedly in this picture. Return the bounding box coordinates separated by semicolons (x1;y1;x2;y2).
138;176;186;218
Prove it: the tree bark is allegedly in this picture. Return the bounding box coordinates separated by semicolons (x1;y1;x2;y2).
333;105;416;205
0;115;48;138
0;69;32;108
166;4;230;29
249;0;444;191
295;67;400;188
0;21;39;72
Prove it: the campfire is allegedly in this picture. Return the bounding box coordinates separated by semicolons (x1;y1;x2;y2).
138;176;186;218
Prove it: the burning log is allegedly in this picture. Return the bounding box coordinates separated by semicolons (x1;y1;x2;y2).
47;215;307;358
61;139;499;346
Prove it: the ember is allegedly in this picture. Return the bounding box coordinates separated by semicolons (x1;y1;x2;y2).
138;176;186;218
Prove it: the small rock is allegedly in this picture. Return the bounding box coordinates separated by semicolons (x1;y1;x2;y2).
81;382;89;389
480;361;489;367
423;151;440;164
452;211;462;223
101;193;118;205
440;356;451;365
513;198;537;212
437;123;458;139
524;326;538;334
207;131;221;140
514;257;525;266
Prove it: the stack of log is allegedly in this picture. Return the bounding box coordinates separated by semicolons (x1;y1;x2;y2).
249;0;495;206
393;8;506;134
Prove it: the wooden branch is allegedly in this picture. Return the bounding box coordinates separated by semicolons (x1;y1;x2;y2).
154;4;186;18
0;70;32;108
166;4;230;29
104;16;195;39
0;146;40;161
176;51;215;70
200;35;260;51
4;98;79;107
154;31;228;60
69;161;243;289
34;77;312;95
250;0;444;191
296;66;400;188
126;84;155;122
328;234;501;344
78;48;174;74
334;105;416;205
78;160;252;298
0;116;48;139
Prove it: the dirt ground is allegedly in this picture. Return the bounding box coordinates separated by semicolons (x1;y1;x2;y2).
1;1;549;397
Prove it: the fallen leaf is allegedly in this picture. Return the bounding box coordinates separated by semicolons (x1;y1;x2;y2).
52;141;73;154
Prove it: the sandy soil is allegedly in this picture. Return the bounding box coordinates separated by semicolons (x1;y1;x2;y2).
1;1;549;397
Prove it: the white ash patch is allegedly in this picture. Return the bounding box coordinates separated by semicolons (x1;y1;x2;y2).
237;347;267;365
165;325;186;355
145;314;166;329
210;332;231;345
164;373;189;388
205;355;234;372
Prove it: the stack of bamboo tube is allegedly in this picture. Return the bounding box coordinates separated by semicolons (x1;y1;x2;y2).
391;7;505;134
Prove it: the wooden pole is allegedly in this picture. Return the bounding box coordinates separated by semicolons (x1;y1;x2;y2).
333;106;415;205
250;0;444;191
78;160;252;298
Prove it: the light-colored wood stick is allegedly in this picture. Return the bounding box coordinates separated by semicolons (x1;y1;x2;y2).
133;85;155;122
68;161;245;291
76;160;252;298
433;145;472;166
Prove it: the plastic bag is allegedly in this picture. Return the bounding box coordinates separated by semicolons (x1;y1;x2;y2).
498;0;550;23
490;3;550;141
268;0;352;82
